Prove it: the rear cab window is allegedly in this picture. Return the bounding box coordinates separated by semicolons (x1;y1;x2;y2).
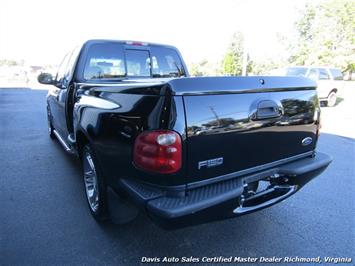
83;42;186;80
125;49;151;77
150;47;185;77
83;43;126;80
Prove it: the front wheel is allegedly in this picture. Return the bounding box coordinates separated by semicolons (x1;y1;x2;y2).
82;145;109;221
47;106;55;139
326;91;337;107
47;113;55;139
48;120;55;139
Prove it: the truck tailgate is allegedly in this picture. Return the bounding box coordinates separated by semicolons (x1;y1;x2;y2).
179;77;319;184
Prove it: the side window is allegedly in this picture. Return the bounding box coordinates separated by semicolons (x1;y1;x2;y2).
307;68;318;80
330;68;343;80
65;46;80;81
318;68;330;80
55;52;71;85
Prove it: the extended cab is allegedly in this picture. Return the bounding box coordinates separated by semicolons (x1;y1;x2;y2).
38;40;332;229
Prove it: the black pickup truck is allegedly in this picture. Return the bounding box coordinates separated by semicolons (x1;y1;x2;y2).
38;39;332;229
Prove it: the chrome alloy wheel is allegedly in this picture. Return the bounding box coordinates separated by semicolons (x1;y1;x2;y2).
83;151;100;212
327;92;337;107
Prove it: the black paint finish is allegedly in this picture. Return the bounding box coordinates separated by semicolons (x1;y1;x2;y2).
44;39;331;228
183;90;319;183
73;86;188;187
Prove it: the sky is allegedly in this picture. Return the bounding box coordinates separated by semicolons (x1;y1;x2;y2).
0;0;318;66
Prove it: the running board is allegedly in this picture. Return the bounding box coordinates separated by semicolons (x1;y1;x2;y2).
53;130;75;154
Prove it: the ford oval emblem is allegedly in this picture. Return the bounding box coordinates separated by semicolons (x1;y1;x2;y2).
302;137;313;146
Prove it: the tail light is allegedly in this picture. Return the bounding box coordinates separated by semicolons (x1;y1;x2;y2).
133;130;182;174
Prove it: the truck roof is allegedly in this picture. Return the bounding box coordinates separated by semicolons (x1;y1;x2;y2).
82;39;178;50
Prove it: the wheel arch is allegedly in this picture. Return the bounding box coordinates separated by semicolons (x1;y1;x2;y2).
329;88;337;95
76;130;90;157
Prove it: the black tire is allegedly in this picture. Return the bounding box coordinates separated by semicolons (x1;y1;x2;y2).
81;144;109;221
47;107;55;139
48;118;55;139
326;91;337;107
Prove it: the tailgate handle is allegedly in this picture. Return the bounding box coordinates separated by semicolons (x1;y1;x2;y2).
254;100;282;120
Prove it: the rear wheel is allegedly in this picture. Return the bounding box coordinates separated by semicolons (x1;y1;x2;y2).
326;91;337;107
48;122;55;138
47;116;55;139
82;145;109;221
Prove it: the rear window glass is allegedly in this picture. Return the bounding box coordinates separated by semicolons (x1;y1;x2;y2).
125;49;150;77
150;47;184;77
83;43;186;80
84;43;125;80
330;68;343;80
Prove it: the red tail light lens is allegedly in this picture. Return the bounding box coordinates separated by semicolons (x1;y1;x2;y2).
133;130;182;174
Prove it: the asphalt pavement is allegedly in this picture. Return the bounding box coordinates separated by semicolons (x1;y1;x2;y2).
1;87;354;265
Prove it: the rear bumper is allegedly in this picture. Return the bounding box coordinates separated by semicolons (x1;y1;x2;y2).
119;152;332;229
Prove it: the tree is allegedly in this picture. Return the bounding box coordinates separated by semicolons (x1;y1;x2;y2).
248;58;283;75
222;32;245;75
222;52;235;75
290;0;355;73
0;59;23;66
188;59;222;76
189;61;205;76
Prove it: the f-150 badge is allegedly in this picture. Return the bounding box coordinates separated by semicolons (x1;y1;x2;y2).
198;157;224;170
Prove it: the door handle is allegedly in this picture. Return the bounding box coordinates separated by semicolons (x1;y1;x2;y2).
253;100;283;120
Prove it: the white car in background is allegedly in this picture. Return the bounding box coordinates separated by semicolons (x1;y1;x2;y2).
272;66;344;107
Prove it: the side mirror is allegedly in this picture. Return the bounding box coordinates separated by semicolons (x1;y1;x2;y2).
37;73;54;85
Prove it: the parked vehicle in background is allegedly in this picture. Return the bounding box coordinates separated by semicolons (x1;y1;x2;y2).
272;66;344;107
